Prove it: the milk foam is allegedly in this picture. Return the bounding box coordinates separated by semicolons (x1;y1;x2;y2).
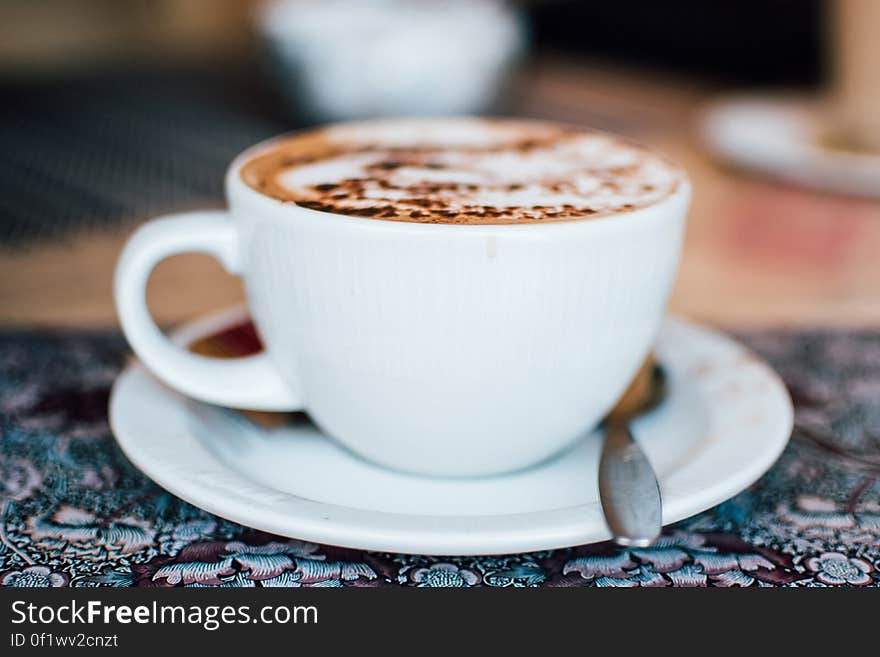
240;118;684;224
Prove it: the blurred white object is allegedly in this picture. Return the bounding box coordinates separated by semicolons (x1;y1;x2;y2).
701;96;880;198
258;0;526;120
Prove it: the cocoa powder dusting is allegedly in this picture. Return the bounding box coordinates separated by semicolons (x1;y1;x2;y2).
239;118;683;224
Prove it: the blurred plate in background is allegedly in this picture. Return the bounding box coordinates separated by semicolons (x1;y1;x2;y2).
702;96;880;199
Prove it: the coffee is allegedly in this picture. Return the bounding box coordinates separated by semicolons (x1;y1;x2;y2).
240;118;683;224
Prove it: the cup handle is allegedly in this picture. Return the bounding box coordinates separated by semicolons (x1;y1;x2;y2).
114;210;302;411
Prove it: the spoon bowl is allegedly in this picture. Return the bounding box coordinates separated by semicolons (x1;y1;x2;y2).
599;356;667;547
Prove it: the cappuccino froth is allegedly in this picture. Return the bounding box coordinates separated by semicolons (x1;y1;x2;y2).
240;118;683;224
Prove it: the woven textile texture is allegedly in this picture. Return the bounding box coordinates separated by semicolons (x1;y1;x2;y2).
0;64;294;246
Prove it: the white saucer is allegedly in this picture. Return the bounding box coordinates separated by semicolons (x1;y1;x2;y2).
110;308;792;555
701;95;880;198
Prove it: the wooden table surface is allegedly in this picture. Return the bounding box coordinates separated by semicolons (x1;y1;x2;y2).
2;60;879;330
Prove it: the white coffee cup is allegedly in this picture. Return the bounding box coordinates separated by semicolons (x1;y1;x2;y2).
115;133;690;477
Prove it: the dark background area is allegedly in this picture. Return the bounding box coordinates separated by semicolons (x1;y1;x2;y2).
532;0;827;85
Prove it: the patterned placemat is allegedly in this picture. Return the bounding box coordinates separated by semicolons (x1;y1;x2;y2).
0;325;878;587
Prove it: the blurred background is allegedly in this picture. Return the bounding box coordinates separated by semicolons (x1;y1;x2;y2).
0;0;878;330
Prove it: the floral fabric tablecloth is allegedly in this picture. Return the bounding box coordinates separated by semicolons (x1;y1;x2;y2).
1;328;878;588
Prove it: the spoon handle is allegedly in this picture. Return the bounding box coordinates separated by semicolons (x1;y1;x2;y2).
598;420;662;547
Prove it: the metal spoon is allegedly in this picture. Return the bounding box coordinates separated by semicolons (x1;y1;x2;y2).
599;360;667;548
